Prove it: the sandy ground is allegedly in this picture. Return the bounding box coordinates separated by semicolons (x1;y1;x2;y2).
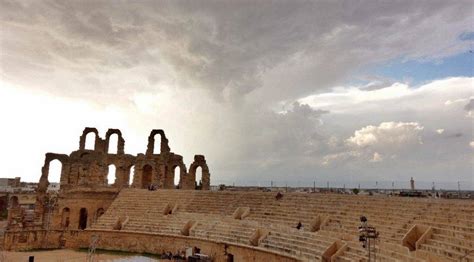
1;249;160;261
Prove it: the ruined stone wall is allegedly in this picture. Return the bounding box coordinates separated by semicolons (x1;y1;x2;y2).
50;190;117;231
3;229;297;262
55;127;209;191
36;127;210;194
185;155;211;190
9;127;211;234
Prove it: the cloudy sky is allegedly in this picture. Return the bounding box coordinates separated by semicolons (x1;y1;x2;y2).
1;0;472;189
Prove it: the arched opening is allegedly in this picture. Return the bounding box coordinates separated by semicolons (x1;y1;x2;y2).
85;132;96;150
9;196;19;208
107;133;118;154
107;165;116;186
129;165;135;186
48;159;62;185
173;166;180;188
78;208;88;230
153;135;162;154
0;197;6;212
61;207;70;228
142;165;153;189
95;208;105;222
195;166;202;190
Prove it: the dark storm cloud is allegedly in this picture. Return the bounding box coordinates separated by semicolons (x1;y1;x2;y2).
1;0;472;103
464;98;474;111
0;0;472;188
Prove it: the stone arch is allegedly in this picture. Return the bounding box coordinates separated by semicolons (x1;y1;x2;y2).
188;155;210;190
195;166;203;189
38;153;70;194
79;127;99;151
107;164;117;186
107;133;119;154
84;132;96;150
9;196;19;208
154;137;161;155
128;165;135;187
48;159;62;184
172;163;186;189
78;208;88;230
61;207;70;228
35;153;69;224
146;129;170;155
173;165;180;188
105;129;125;154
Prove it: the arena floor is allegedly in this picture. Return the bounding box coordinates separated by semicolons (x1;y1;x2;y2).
1;249;160;261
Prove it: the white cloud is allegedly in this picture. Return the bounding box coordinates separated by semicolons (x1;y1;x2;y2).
445;98;468;106
300;83;413;112
470;141;474;149
322;151;361;166
347;122;424;148
436;129;445;134
370;152;383;163
320;122;423;166
301;77;473;115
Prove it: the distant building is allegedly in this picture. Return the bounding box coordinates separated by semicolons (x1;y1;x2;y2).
0;177;36;193
410;177;415;190
48;182;60;192
0;177;38;217
399;191;425;198
0;177;21;189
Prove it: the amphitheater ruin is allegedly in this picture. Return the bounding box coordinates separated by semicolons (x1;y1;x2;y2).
3;127;473;261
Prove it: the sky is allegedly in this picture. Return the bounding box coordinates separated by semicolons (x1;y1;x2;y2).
0;0;473;190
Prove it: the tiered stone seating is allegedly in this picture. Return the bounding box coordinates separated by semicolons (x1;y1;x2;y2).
92;189;474;261
408;202;474;261
261;226;336;260
92;189;261;246
417;228;473;261
191;216;257;245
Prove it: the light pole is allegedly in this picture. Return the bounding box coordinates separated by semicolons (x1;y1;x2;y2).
358;216;379;262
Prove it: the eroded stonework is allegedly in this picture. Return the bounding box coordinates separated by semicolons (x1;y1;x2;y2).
8;127;210;232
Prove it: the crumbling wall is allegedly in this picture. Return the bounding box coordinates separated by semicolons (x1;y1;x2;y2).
79;127;103;152
146;129;170;155
164;155;187;189
105;129;125;154
3;230;297;262
132;130;198;190
185;155;211;190
8;127;211;234
50;190;117;231
35;153;70;225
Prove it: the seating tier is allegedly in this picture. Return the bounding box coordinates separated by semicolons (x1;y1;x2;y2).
91;189;473;261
